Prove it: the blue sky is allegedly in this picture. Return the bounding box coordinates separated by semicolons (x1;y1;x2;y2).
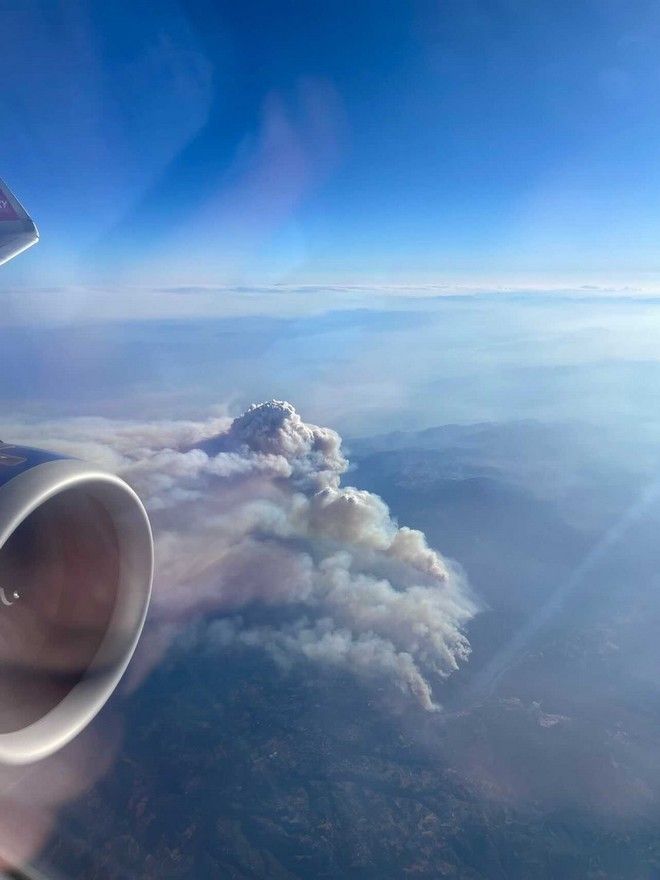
2;0;660;290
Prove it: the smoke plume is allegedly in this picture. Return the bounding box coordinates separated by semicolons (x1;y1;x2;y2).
7;401;477;709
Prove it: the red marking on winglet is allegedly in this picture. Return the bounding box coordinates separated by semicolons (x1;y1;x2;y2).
0;190;18;220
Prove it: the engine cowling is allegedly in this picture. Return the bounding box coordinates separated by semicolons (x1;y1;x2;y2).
0;444;153;764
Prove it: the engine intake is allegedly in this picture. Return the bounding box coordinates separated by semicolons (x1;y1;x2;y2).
0;446;152;764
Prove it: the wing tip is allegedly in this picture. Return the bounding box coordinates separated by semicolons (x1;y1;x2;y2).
0;178;39;266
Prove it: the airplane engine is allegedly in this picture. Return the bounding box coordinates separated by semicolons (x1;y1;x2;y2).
0;445;153;764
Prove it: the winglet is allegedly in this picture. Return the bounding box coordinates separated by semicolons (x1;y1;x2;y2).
0;177;39;266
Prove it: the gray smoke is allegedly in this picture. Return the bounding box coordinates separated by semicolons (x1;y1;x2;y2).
6;401;477;709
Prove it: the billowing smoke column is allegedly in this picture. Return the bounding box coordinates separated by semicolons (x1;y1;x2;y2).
8;402;477;709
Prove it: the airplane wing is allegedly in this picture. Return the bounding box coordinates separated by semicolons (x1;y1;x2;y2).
0;178;38;266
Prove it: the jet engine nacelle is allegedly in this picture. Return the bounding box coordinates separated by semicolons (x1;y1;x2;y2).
0;445;153;764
